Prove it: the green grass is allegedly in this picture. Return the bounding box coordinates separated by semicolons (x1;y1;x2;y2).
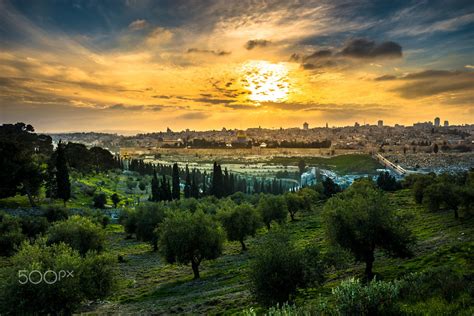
269;154;382;175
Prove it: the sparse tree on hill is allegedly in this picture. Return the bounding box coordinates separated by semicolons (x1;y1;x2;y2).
219;203;261;250
324;180;413;279
258;195;288;229
159;211;224;279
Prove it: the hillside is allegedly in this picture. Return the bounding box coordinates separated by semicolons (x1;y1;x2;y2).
81;189;473;314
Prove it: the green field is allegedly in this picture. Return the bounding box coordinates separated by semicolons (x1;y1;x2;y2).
77;189;473;314
270;154;383;175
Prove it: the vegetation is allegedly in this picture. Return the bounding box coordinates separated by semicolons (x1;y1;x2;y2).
219;203;261;250
324;179;414;279
158;211;225;279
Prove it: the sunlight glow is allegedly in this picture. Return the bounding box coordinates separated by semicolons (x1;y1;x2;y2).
240;60;290;102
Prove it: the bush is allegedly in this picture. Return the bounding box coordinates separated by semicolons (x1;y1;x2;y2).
20;215;49;239
218;203;261;250
0;212;25;256
159;210;224;279
42;205;69;222
0;240;116;314
47;215;105;256
332;278;401;315
249;230;304;306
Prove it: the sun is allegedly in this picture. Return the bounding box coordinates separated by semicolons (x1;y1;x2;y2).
240;60;290;102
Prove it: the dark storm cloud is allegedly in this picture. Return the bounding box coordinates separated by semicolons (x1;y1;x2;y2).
340;38;402;59
245;39;271;50
187;48;231;56
380;70;474;99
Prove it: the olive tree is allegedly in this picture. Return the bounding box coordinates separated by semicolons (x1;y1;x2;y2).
257;195;287;229
219;203;261;250
158;211;224;279
324;180;414;280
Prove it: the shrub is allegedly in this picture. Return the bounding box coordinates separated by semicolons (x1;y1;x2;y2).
20;215;49;239
249;230;304;306
219;203;261;250
284;192;305;221
0;240;116;314
42;205;69;222
159;211;224;279
0;212;25;256
332;278;401;315
120;208;137;238
47;215;105;256
300;243;326;287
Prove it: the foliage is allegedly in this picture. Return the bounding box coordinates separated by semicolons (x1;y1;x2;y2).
324;179;414;279
0;240;116;314
0;212;25;256
218;203;261;250
284;192;306;221
111;192;120;208
258;194;288;229
158;210;224;279
322;177;341;198
20;215;49;239
249;231;326;306
47;215;105;256
135;203;166;251
93;192;107;209
332;277;401;315
376;171;401;191
42;205;69;222
0;123;52;206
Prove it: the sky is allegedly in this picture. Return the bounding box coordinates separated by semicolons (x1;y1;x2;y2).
0;0;473;134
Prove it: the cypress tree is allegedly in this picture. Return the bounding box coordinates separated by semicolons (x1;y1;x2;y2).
191;172;199;198
55;140;71;206
151;169;160;202
172;163;180;200
184;165;191;198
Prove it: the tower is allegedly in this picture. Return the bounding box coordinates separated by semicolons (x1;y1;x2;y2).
377;120;383;127
303;122;309;130
434;117;440;127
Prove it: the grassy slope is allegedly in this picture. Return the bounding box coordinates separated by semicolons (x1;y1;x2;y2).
85;189;473;314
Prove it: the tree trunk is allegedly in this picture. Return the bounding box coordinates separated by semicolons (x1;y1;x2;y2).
240;239;247;251
365;252;375;280
290;212;295;221
26;191;36;207
153;240;158;252
454;208;459;219
191;260;200;279
266;222;271;230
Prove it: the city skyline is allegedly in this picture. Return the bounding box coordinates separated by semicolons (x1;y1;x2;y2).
1;0;474;133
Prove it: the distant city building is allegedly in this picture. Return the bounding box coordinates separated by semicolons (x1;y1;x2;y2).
413;121;433;129
434;117;440;127
354;122;360;127
303;122;309;130
236;131;247;143
325;122;328;128
378;120;383;127
444;120;449;127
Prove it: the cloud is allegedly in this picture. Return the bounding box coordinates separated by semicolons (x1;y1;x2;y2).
187;48;231;56
128;19;148;31
388;70;474;99
146;27;173;46
105;104;165;111
465;65;474;69
340;38;402;59
178;112;209;120
245;39;271;50
374;74;398;81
